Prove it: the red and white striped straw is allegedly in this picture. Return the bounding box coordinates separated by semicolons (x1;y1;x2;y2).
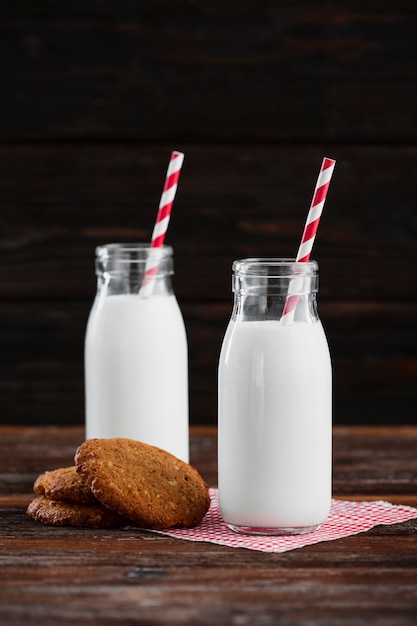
140;151;184;297
280;157;336;325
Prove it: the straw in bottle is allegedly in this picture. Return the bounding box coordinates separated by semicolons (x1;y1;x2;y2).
280;157;336;325
140;151;184;297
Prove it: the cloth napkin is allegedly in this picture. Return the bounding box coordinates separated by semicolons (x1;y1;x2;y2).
153;488;417;553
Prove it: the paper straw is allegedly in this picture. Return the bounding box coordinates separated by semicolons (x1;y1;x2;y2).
280;157;336;325
140;151;184;297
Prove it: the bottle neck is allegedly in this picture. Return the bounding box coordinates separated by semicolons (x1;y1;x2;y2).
95;243;174;297
231;258;320;323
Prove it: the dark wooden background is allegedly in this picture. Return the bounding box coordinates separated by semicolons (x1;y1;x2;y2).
0;1;416;427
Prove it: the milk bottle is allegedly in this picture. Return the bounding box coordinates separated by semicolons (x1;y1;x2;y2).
218;259;332;534
85;244;189;462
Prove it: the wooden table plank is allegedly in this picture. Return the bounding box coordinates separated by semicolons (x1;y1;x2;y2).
0;426;416;626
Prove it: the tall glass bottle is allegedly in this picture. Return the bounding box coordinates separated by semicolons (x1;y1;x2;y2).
218;258;332;534
85;243;189;462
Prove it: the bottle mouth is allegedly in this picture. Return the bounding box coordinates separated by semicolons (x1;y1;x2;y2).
232;258;318;295
233;258;318;278
95;243;174;276
96;243;173;261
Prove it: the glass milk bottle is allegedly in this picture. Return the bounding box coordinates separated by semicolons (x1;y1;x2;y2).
85;243;189;462
218;259;332;534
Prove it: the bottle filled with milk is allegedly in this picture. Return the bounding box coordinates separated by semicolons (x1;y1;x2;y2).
218;258;332;534
85;244;189;462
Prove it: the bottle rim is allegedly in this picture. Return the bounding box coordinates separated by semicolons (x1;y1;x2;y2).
233;258;318;277
95;243;174;277
96;243;173;261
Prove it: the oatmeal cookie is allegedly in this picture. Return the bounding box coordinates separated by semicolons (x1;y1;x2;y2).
75;438;210;529
34;466;97;505
26;495;129;528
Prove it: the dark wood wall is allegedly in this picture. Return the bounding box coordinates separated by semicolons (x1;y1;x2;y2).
1;1;416;427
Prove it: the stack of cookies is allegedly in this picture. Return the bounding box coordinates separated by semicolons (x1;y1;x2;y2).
27;438;211;530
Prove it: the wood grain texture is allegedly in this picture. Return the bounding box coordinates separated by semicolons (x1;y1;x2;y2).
0;426;416;626
0;144;416;301
0;2;416;141
0;2;416;427
0;300;416;425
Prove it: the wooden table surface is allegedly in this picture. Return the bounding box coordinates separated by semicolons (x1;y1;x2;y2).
1;425;417;625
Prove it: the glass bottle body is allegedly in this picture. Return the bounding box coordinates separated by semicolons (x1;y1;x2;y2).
218;259;332;534
85;244;189;462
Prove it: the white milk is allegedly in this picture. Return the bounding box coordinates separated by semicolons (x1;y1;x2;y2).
218;319;331;532
85;294;189;462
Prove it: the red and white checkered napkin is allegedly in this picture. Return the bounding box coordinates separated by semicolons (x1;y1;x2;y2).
154;488;417;553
